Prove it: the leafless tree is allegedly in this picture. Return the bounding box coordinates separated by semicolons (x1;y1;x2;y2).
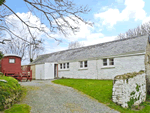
68;41;84;49
117;21;150;39
1;27;44;61
0;0;92;44
27;38;44;62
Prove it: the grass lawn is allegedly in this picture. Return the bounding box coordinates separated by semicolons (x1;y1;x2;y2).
4;104;31;113
52;79;150;113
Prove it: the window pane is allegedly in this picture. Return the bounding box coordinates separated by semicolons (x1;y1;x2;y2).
63;63;66;69
109;58;114;65
67;62;69;68
103;59;107;66
60;64;62;69
9;59;15;63
80;61;83;68
84;61;88;67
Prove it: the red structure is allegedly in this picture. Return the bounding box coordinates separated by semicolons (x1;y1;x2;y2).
1;54;32;81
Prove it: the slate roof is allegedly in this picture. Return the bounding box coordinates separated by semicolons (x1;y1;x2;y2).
30;35;148;65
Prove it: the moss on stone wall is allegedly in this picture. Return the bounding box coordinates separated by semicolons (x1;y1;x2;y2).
114;70;144;80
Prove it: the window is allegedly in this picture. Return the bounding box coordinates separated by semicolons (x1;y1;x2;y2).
79;60;88;68
9;59;15;63
84;61;88;67
103;59;107;66
60;64;62;69
67;62;69;68
103;58;114;66
80;61;83;68
60;62;69;70
63;63;66;69
109;58;114;65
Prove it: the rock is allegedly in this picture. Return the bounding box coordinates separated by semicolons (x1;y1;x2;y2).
0;79;7;83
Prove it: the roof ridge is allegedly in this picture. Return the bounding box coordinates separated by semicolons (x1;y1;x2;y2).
39;34;147;57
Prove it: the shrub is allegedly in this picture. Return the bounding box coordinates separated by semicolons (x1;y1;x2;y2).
0;76;24;111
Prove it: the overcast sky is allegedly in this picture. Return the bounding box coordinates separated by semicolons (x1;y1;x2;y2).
4;0;150;65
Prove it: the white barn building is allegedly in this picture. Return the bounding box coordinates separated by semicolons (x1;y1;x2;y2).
30;35;148;80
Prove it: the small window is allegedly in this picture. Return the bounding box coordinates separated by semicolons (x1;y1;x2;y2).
84;61;88;67
63;63;66;69
9;59;15;63
109;58;114;65
103;59;107;66
67;62;69;68
80;61;83;68
60;64;62;69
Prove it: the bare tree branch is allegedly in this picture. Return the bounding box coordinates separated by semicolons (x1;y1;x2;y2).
117;21;150;39
68;41;84;49
0;0;92;44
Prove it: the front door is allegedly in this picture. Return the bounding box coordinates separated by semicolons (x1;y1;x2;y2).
54;64;57;78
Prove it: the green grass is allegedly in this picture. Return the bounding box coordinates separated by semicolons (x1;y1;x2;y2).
4;104;31;113
52;79;150;113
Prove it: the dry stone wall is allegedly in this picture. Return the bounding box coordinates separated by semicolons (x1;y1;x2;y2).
112;72;146;108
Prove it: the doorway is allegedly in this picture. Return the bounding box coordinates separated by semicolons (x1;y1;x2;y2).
54;64;58;78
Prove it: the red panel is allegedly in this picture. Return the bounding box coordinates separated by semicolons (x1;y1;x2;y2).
1;56;21;74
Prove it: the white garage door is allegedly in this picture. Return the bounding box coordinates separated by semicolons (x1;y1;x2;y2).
35;64;45;79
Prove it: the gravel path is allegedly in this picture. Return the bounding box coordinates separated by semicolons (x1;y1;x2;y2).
19;80;120;113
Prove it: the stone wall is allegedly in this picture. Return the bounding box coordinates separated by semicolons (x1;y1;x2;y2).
112;72;146;108
145;35;150;93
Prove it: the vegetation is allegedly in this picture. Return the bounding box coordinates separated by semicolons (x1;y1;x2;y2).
136;84;141;92
114;70;144;80
117;20;150;39
68;41;84;49
0;51;4;59
0;76;27;111
4;104;31;113
53;79;150;113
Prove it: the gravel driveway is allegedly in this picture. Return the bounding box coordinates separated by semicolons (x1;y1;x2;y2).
19;80;120;113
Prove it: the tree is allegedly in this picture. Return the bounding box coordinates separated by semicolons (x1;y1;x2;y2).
117;21;150;39
0;0;92;45
1;26;44;62
0;51;3;59
68;41;84;49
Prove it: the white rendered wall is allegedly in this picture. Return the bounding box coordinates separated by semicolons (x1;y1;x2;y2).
35;64;45;79
44;63;54;79
58;60;97;79
98;55;145;79
58;54;145;79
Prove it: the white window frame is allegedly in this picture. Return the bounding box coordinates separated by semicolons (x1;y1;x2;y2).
79;60;88;69
109;58;114;65
60;63;62;69
9;59;15;63
59;62;69;70
67;62;69;69
102;58;115;68
103;59;107;66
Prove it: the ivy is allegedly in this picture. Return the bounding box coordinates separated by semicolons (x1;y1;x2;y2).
138;93;141;100
127;97;138;109
130;91;135;96
126;78;128;83
136;84;141;92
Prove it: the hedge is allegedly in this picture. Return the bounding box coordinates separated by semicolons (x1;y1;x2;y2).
0;76;25;111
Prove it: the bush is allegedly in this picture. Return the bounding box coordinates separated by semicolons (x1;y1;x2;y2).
0;76;24;111
0;72;4;76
